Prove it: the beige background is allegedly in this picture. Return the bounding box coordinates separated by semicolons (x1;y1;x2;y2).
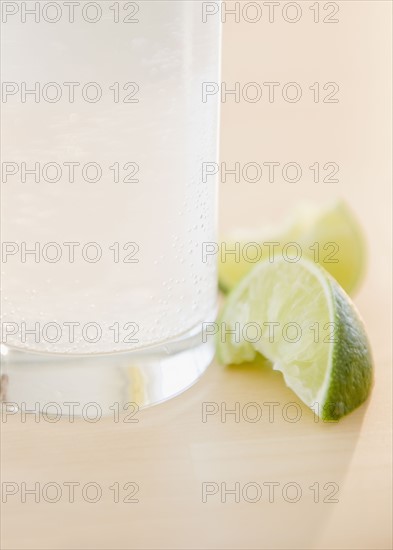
1;1;392;549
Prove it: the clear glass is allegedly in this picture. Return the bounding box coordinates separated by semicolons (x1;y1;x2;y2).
0;1;221;413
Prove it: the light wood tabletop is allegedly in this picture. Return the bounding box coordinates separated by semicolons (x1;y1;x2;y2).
1;2;392;549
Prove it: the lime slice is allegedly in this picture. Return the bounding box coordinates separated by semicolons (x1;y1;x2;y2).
217;258;373;420
218;200;366;295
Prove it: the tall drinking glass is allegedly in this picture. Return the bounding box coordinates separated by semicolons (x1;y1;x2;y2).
1;1;221;413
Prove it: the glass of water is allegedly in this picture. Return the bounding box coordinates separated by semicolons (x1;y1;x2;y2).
1;1;221;414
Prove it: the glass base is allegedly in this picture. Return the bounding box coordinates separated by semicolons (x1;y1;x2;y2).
0;331;214;417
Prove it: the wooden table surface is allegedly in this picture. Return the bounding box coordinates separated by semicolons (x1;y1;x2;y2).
1;2;392;549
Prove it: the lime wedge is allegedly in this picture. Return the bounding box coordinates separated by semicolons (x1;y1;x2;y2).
218;200;366;295
217;258;373;420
